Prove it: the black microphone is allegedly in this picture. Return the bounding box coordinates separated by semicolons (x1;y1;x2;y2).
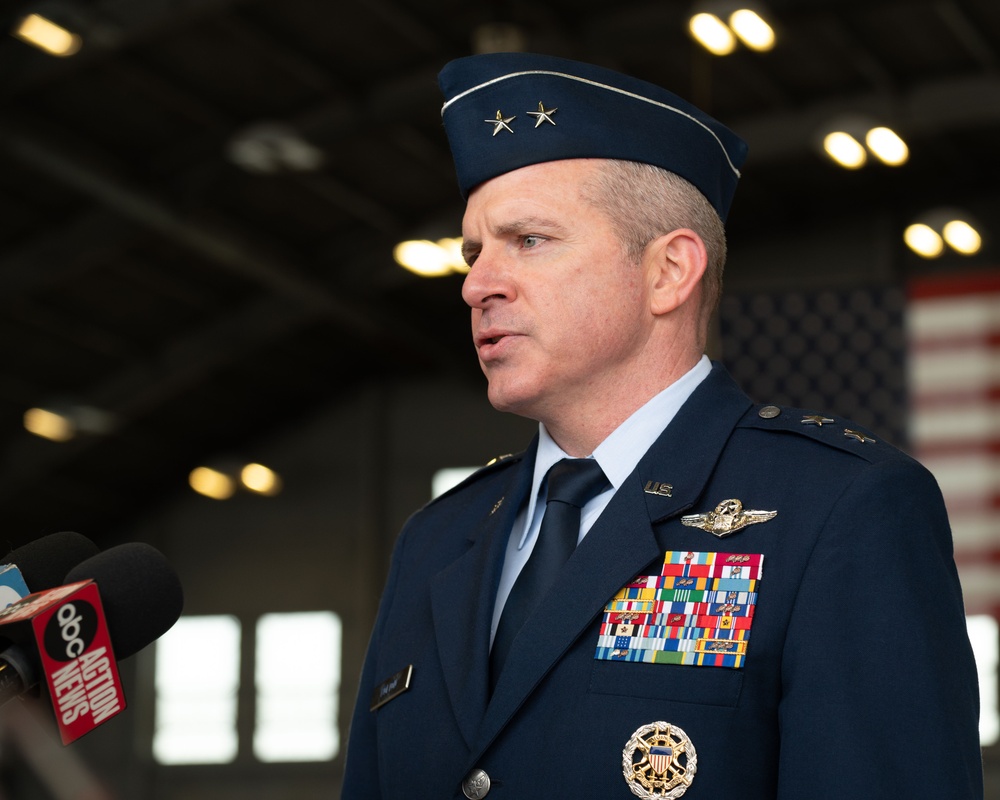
1;531;100;595
64;542;184;659
0;532;101;704
0;542;183;742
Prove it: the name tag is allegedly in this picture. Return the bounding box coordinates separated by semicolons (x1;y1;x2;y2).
369;665;413;711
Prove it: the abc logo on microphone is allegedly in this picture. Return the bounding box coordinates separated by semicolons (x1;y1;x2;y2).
43;600;99;662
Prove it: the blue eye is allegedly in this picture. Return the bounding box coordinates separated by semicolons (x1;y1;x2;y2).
522;235;542;248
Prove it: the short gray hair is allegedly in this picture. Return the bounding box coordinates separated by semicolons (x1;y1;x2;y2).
582;159;728;316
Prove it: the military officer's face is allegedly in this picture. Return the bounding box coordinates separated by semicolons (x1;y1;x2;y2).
460;158;656;425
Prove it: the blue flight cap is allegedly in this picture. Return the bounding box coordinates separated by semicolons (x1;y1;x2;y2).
438;52;748;221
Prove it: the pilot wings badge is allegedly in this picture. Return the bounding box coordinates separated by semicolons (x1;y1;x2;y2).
681;499;776;538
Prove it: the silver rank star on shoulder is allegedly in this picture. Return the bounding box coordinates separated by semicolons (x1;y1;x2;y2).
681;499;776;538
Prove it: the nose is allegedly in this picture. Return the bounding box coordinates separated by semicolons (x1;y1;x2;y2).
461;249;514;310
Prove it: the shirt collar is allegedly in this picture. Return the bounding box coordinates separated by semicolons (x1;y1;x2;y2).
518;355;712;547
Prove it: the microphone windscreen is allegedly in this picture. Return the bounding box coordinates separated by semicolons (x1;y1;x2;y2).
2;532;100;591
65;543;184;659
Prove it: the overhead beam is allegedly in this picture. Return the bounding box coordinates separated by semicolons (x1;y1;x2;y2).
934;0;999;70
0;293;328;506
0;111;453;367
731;73;1000;162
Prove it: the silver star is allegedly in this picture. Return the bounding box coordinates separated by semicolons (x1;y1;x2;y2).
844;429;876;444
485;110;515;136
526;101;558;127
802;415;835;426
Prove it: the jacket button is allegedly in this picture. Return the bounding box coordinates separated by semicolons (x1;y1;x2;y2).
462;768;491;799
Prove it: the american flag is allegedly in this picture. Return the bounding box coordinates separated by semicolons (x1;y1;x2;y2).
906;272;1000;617
719;286;908;447
719;276;1000;612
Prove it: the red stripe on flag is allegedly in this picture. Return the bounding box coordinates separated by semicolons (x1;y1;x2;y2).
910;333;1000;352
940;494;1000;514
963;600;1000;618
913;441;1000;459
908;273;1000;299
911;387;1000;409
954;548;1000;567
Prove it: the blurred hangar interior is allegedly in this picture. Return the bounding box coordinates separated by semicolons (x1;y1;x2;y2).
0;0;998;797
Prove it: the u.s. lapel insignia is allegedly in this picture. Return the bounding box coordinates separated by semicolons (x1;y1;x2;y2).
644;480;673;497
681;499;776;538
623;721;697;799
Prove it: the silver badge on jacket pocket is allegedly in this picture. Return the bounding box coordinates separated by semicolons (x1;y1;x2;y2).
622;721;697;799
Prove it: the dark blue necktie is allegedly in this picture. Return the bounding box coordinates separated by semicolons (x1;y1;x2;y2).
489;457;609;692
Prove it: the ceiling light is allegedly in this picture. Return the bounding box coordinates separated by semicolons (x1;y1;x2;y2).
689;13;737;56
942;220;982;255
688;2;776;55
240;463;282;496
22;403;115;441
821;117;909;170
865;127;909;166
226;123;324;174
13;13;81;57
822;132;867;169
904;224;945;259
189;467;237;500
23;408;75;442
189;460;284;499
729;9;775;51
394;238;468;278
904;210;983;259
472;23;527;55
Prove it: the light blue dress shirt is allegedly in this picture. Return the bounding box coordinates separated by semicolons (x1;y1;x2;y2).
489;355;712;645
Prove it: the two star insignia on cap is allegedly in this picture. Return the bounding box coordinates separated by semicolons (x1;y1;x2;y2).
484;102;557;135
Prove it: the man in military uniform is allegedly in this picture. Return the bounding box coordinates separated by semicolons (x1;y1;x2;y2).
343;52;983;799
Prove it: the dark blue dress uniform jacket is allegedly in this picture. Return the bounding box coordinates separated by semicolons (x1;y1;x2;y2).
343;364;983;799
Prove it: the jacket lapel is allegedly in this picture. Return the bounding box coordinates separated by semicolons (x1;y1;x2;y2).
637;364;754;524
472;365;753;756
430;439;537;749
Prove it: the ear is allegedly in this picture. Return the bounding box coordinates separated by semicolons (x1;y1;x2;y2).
642;229;708;316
